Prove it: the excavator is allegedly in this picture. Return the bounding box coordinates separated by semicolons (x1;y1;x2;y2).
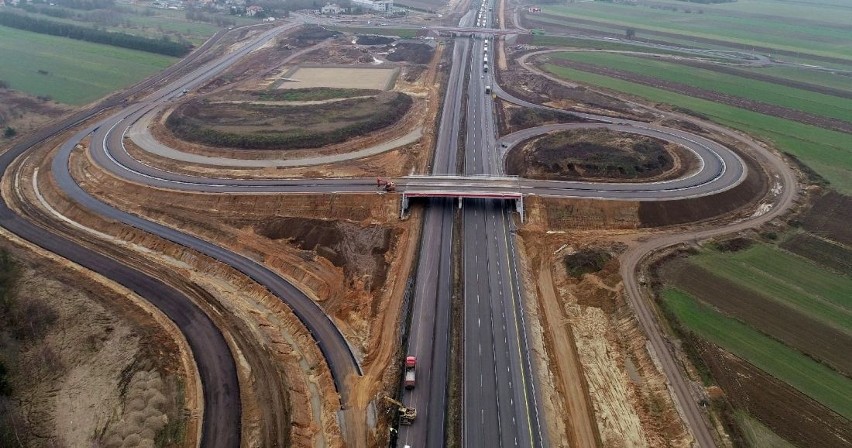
381;394;416;425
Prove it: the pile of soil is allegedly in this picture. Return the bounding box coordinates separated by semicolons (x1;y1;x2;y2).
293;26;340;43
357;35;395;46
506;128;675;181
256;217;396;292
165;91;412;150
385;42;434;64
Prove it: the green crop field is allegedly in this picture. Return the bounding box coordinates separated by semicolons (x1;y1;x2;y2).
538;2;852;61
539;64;852;193
0;25;175;105
744;66;852;94
549;52;852;124
688;244;852;335
661;288;852;420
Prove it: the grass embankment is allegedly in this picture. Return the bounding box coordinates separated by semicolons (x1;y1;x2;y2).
549;52;852;124
539;64;852;193
661;287;852;420
252;88;382;102
0;25;174;104
536;2;852;61
167;91;413;149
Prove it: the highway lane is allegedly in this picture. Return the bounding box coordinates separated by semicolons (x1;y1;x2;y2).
462;9;544;447
398;10;474;447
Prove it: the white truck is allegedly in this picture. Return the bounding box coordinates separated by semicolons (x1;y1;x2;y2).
404;356;416;389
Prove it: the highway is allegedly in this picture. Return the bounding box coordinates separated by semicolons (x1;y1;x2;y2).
460;4;544;446
75;11;748;448
19;10;778;448
397;9;474;447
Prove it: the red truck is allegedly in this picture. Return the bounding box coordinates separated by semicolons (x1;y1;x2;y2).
404;356;416;389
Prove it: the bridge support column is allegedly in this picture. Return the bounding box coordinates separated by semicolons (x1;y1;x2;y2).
516;196;524;223
400;193;409;219
458;197;463;209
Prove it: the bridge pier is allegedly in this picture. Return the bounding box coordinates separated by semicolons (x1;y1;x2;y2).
516;196;524;223
400;193;409;219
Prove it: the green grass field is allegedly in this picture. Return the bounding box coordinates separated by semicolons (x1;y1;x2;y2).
745;66;852;94
661;287;852;420
538;2;852;61
540;64;852;194
549;52;852;124
689;244;852;335
0;25;175;105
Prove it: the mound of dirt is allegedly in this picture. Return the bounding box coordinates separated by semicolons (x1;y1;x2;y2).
507;128;676;181
564;248;612;278
255;217;395;292
293;26;341;43
165;91;412;150
385;42;434;64
357;35;395;46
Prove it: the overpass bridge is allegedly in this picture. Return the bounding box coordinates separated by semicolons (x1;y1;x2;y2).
397;175;526;221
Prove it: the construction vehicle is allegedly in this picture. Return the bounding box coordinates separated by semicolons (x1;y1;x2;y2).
382;395;417;425
376;177;396;192
404;356;416;389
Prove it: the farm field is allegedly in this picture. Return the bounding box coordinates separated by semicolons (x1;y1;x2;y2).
536;2;852;61
660;287;852;420
0;25;175;105
538;63;852;194
662;249;852;374
742;66;852;94
687;243;852;333
548;52;852;124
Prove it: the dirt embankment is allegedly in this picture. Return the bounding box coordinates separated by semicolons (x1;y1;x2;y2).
15;137;345;447
638;146;768;227
64;142;419;444
0;238;195;448
0;88;70;139
517;231;692;447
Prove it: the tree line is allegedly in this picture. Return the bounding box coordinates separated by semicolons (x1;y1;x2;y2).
0;11;192;57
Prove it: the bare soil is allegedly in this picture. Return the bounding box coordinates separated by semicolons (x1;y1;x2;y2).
547;59;852;134
0;89;70;139
506;128;694;183
780;232;852;274
698;341;852;448
0;238;192;448
385;42;435;65
64;145;420;445
517;230;692;447
801;190;852;246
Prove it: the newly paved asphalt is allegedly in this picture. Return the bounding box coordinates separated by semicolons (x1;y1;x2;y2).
460;9;543;447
